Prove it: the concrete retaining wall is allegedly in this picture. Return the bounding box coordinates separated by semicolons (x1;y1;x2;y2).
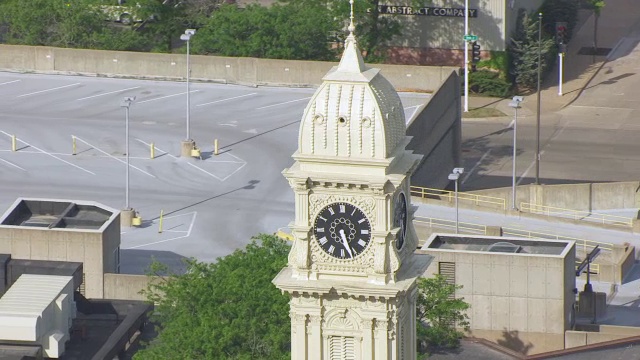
470;182;640;212
0;44;458;92
103;273;156;301
407;70;461;189
566;325;640;348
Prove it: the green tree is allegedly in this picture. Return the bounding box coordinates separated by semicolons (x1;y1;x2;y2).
134;234;291;360
0;0;149;51
539;0;579;43
508;10;556;90
416;275;470;352
191;3;339;61
585;0;605;51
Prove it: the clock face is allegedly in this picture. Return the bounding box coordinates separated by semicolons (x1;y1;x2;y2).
313;202;372;259
394;192;408;250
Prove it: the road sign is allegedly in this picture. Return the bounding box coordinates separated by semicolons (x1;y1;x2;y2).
463;34;478;41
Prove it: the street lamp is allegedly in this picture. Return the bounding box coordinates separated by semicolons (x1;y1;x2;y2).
448;167;464;234
463;0;469;113
509;96;523;210
180;29;196;142
535;12;542;185
120;96;136;210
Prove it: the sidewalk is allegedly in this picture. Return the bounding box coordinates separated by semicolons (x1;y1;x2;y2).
465;0;640;117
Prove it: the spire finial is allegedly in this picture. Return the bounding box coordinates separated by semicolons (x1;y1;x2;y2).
348;0;355;35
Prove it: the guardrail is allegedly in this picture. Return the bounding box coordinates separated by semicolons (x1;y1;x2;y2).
414;217;487;234
416;216;610;274
410;186;506;210
519;202;633;228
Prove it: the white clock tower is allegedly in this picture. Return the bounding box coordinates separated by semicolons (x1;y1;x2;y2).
273;3;429;359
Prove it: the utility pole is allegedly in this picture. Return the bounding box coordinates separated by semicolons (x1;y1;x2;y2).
535;12;542;185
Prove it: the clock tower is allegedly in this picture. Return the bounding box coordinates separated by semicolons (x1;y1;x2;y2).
273;3;429;359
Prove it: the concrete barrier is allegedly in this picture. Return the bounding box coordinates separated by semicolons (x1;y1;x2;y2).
0;44;459;92
470;182;640;212
103;273;158;301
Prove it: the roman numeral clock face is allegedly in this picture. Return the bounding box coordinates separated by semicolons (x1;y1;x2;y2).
313;202;372;260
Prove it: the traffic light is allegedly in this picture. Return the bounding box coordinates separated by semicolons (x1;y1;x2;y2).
471;41;481;63
471;41;481;72
555;22;568;45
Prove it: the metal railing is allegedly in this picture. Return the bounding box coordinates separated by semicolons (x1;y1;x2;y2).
410;186;506;210
519;202;633;227
501;227;613;257
416;216;611;274
575;260;600;274
414;217;486;234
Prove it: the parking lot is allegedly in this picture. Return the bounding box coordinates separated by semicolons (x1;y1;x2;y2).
0;72;429;273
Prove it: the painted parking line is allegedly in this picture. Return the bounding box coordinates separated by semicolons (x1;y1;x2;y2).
220;151;247;181
0;149;148;160
0;157;27;171
256;97;311;110
134;138;223;180
137;90;200;104
123;212;197;249
16;83;81;98
196;93;257;107
0;130;95;175
72;136;156;178
76;86;141;101
0;80;20;86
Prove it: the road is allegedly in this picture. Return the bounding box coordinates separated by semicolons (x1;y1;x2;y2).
0;72;429;273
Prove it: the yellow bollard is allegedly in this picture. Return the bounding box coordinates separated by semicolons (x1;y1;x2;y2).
150;142;155;159
11;135;16;152
158;210;164;233
214;139;219;156
72;136;76;155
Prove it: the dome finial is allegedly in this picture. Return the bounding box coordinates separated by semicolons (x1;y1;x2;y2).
348;0;355;36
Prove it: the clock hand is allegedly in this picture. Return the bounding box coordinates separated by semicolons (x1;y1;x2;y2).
339;229;353;258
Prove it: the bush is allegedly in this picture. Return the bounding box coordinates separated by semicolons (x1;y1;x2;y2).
477;51;510;76
469;70;512;97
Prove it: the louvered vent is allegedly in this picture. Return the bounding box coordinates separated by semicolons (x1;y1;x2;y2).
329;336;355;360
438;262;456;299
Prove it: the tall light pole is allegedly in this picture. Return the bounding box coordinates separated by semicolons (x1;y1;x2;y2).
463;0;469;112
121;96;136;210
535;12;542;185
449;167;465;234
509;96;523;210
180;29;196;141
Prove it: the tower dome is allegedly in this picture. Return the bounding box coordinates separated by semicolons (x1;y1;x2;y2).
297;31;406;161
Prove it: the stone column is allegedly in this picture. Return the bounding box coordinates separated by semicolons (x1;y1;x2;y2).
373;319;390;360
308;312;323;359
290;311;308;360
361;318;375;359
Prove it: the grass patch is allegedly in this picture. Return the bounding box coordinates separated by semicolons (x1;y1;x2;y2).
462;107;507;118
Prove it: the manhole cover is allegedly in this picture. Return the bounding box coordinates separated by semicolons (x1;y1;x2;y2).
578;47;612;56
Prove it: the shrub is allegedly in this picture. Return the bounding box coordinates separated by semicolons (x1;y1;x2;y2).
469;70;512;97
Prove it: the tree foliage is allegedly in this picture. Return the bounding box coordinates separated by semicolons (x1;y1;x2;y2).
539;0;579;43
190;3;339;60
508;10;556;90
0;0;150;50
134;234;291;360
416;275;470;351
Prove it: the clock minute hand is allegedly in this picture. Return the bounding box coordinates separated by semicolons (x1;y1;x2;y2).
339;229;353;258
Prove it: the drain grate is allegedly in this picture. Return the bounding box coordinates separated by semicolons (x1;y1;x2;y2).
578;47;612;56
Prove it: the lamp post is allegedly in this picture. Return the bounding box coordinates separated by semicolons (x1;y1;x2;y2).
448;167;465;234
120;96;136;210
180;29;196;141
509;96;523;210
463;0;469;112
535;12;542;185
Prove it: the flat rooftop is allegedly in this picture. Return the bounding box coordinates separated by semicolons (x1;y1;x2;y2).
0;198;116;230
423;234;574;256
